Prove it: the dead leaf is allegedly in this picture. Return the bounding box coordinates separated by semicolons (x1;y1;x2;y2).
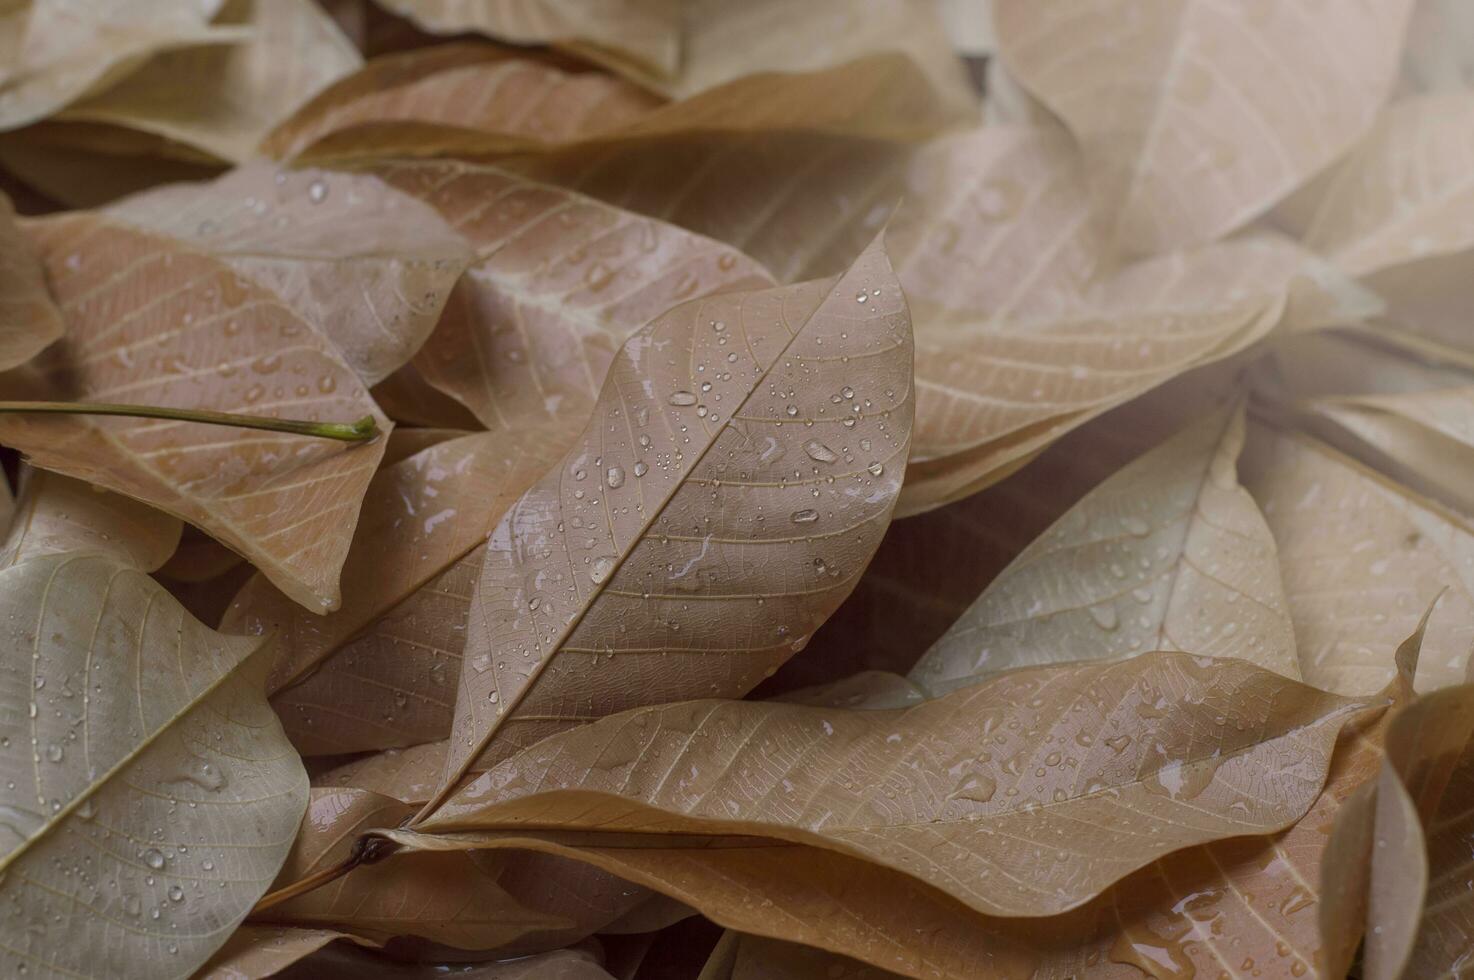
0;0;244;132
0;189;61;371
1262;332;1474;518
198;925;379;980
0;466;309;978
1240;421;1474;694
264;43;969;165
315;741;446;804
1;466;181;570
224;428;562;754
279;942;619;978
376;159;772;434
255;786;650;952
56;0;362;163
1322;677;1474;978
506;125;1379;513
1285;91;1474;363
408;650;1371;919
425;234;913;810
911;404;1299;693
1;212;392;610
104;160;473;386
1402;0;1474;92
993;0;1414;252
375;0;680;81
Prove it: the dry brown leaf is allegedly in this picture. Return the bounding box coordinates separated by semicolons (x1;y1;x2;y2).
0;120;225;209
425;234;913;809
1240;421;1474;694
104;160;473;386
255;787;649;952
261;44;662;163
158;524;243;583
56;0;361;163
1;466;181;570
198;925;379;980
406;649;1372;920
0;466;308;978
506;125;1379;513
374;158;772;435
1322;677;1474;978
1402;0;1474;92
371;363;484;429
1;213;391;610
315;741;446;804
0;189;61;370
911;404;1299;693
375;0;680;80
993;0;1413;253
265;43;969;165
224;429;562;755
0;0;244;132
281;943;618;979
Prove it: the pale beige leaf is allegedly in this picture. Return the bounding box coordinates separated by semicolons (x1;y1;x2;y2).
58;0;361;162
912;405;1298;693
372;159;772;434
281;943;618;979
104;160;473;386
0;467;181;571
1265;332;1474;517
197;925;377;980
0;0;242;131
506;125;1379;513
1402;0;1474;92
375;0;680;79
1244;421;1474;695
1;214;391;610
223;428;562;754
315;741;445;804
994;0;1413;252
412;651;1370;919
428;235;913;810
0;189;61;370
1241;422;1474;694
0;552;308;977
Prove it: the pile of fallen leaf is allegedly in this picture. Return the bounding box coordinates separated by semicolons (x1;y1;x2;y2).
1;0;1473;977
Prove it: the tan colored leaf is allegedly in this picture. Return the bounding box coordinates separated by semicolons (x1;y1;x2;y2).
0;0;243;131
374;159;772;434
1240;421;1474;694
2;213;391;610
912;405;1298;693
410;650;1371;919
104;160;473;386
506;125;1379;513
0;190;61;370
265;43;970;165
223;429;562;754
375;0;680;80
261;44;663;163
1323;677;1474;979
280;942;619;979
1;467;181;570
56;0;361;162
427;235;913;809
315;741;446;804
256;787;648;951
371;363;484;429
198;925;378;980
993;0;1413;252
0;476;308;978
0;121;225;210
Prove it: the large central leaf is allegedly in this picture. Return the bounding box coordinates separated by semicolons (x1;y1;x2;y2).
424;235;914;811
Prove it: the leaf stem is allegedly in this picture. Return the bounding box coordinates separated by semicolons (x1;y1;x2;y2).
0;401;379;442
249;834;400;913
